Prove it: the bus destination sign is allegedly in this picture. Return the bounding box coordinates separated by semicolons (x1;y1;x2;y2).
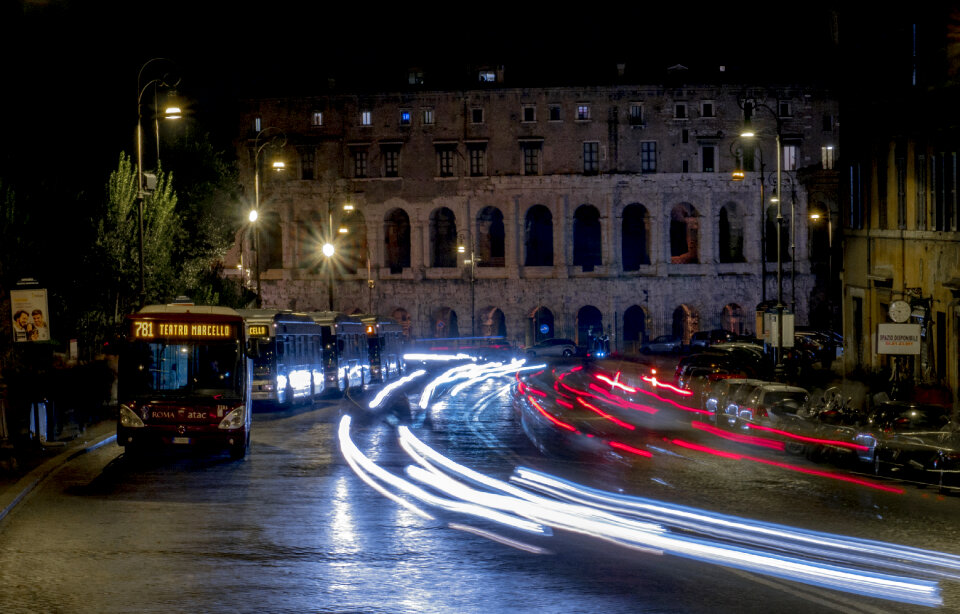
247;325;270;338
132;320;235;340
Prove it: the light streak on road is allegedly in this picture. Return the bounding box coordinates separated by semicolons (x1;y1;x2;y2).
368;369;427;409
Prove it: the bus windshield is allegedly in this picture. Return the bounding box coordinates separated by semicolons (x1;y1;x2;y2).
252;339;275;377
121;340;243;398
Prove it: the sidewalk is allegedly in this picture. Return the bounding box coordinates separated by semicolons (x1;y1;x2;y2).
0;419;116;522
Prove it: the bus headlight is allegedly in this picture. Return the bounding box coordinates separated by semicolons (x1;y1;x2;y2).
218;405;246;430
119;404;145;428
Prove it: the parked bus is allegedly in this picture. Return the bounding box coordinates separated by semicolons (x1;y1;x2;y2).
357;314;405;383
238;309;323;406
117;304;252;458
309;311;367;395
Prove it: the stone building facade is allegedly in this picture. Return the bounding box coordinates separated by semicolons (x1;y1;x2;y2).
226;68;840;351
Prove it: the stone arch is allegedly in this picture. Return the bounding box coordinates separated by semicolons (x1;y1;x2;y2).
524;205;553;266
478;306;507;338
623;305;647;352
622;203;650;270
431;306;459;338
573;204;602;271
722;303;746;335
476;206;505;267
430;207;458;268
528;306;554;345
669;203;699;264
384;208;411;273
672;304;699;345
765;205;790;263
718;202;744;263
576;305;603;347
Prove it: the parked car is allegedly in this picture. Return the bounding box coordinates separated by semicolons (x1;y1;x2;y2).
713;379;768;428
674;352;757;390
525;337;577;357
690;329;738;351
733;383;810;431
853;402;959;480
640;334;683;354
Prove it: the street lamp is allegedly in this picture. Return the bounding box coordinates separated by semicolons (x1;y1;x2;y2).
740;101;791;379
251;127;286;308
456;233;478;337
136;58;181;307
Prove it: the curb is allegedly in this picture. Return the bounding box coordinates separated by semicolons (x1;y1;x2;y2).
0;422;117;523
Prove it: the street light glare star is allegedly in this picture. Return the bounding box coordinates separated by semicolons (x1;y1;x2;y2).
249;209;258;223
322;243;335;257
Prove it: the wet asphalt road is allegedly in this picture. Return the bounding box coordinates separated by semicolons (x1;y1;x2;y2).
0;359;959;613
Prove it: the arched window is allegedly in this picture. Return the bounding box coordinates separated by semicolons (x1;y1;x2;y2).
478;306;507;338
430;207;458;268
432;306;459;338
476;206;505;267
718;203;744;263
384;208;411;273
524;205;553;266
623;305;647;351
670;203;699;264
260;209;283;271
622;203;650;270
529;306;554;344
573;204;602;271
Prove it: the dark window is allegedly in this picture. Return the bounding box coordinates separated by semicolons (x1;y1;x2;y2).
573;205;602;271
549;106;561;121
300;149;314;180
522;142;541;175
524;205;553;266
701;102;714;117
353;150;367;178
641;142;656;173
701;146;715;172
383;147;400;177
675;104;687;119
523;106;536;122
437;147;455;177
583;142;599;174
472;108;483;123
468;145;486;176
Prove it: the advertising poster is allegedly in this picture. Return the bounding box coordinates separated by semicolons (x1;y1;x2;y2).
10;287;50;343
876;323;921;355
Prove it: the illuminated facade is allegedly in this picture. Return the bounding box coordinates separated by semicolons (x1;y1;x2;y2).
227;66;839;350
840;11;960;400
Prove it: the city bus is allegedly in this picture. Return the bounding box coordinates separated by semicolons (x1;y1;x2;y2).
117;304;252;458
238;309;323;406
309;311;367;395
358;314;405;383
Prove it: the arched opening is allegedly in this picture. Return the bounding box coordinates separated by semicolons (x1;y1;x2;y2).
384;208;411;273
259;209;283;271
430;207;458;268
573;204;602;271
672;304;699;345
528;306;554;345
576;305;603;347
478;306;507;338
524;205;553;266
391;307;412;340
476;206;505;267
722;303;745;335
670;203;699;264
622;203;650;270
718;203;744;263
623;305;647;353
432;306;459;338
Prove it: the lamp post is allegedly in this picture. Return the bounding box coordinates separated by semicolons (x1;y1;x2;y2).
251;127;286;308
741;102;788;379
136;58;180;308
456;233;477;337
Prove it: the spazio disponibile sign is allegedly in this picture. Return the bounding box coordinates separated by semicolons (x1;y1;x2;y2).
876;323;922;355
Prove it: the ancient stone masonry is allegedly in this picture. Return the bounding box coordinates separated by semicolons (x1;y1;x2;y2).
227;72;839;351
